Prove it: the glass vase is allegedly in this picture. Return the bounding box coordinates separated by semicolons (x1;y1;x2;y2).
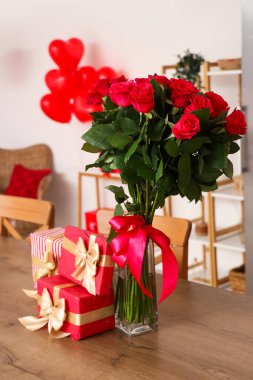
113;239;158;336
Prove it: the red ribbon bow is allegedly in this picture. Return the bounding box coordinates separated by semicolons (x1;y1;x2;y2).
109;215;178;303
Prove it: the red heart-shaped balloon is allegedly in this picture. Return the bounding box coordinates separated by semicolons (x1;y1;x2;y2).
74;93;102;122
45;69;77;97
40;94;72;123
97;66;117;80
77;66;98;92
49;38;84;70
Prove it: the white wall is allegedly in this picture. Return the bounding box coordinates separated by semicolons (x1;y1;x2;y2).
0;0;242;226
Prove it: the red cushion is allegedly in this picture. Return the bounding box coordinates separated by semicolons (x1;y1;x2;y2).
4;164;52;199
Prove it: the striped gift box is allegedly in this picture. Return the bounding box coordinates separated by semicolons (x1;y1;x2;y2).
30;227;64;288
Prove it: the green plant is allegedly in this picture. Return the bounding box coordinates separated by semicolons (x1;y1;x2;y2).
174;49;204;88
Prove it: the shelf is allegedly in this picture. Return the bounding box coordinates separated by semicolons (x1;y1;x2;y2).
214;232;245;253
189;229;209;246
207;69;242;76
212;185;244;201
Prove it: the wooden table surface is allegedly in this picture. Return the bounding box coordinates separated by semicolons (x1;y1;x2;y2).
1;237;253;380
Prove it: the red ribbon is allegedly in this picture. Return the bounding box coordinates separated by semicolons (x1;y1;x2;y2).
109;215;178;303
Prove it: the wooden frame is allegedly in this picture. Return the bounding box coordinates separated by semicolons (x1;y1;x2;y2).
77;172;121;228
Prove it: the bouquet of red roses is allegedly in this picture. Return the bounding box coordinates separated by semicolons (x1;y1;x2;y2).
81;74;246;335
82;75;246;221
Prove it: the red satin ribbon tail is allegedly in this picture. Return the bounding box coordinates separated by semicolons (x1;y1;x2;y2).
146;226;179;304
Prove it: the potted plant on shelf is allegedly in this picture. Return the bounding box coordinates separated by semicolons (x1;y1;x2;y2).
174;49;204;89
81;74;246;336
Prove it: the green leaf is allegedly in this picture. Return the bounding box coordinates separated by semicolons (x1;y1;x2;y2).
104;96;118;111
142;146;153;167
198;155;204;175
119;117;140;135
124;136;142;163
206;143;228;169
106;185;128;204
227;134;242;142
200;182;218;192
148;120;165;141
121;166;137;184
192;108;210;122
184;177;201;202
113;154;126;170
107;132;132;149
124;108;140;124
137;161;155;181
223;159;233;179
107;228;117;243
164;139;179;157
114;203;124;216
197;164;222;184
151;146;159;169
90;112;106;122
172;107;179;115
156;173;175;207
155;160;163;182
81;142;100;153
178;153;191;193
229;142;240;154
82;124;115;149
180;137;208;154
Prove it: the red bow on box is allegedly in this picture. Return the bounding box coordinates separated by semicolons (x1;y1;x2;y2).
109;215;178;303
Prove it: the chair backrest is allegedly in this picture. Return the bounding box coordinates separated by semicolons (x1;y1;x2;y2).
153;216;191;280
96;210;191;280
0;195;54;241
0;144;53;195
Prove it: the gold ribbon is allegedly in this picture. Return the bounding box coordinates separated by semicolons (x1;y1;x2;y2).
19;284;114;338
71;236;99;295
62;236;114;267
33;233;63;281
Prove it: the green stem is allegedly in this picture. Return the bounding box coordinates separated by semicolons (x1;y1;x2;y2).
145;180;149;221
148;191;159;224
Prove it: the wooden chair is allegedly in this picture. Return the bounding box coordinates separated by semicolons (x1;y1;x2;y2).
0;195;54;241
153;215;191;280
0;144;53;198
96;210;191;280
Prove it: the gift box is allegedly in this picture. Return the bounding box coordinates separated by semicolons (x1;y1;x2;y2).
30;227;64;288
35;275;115;340
58;226;114;295
85;210;99;233
85;208;114;234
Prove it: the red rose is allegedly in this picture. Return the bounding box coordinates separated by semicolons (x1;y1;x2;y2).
169;79;198;108
225;109;247;135
184;94;212;114
206;91;229;118
148;74;170;86
87;78;110;105
109;81;134;107
111;75;127;84
172;114;200;140
130;81;154;113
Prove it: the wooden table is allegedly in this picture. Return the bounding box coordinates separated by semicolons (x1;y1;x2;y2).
1;237;253;380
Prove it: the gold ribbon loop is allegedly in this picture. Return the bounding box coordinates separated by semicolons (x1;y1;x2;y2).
19;288;70;339
71;236;99;295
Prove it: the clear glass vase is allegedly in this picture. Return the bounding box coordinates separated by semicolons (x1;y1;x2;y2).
113;239;158;336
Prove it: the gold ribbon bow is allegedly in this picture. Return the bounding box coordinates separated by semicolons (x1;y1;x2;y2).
71;236;99;295
35;250;56;281
19;287;71;339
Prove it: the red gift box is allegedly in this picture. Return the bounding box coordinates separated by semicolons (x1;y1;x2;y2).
30;227;64;288
85;210;99;233
58;226;114;295
85;208;113;234
37;275;115;340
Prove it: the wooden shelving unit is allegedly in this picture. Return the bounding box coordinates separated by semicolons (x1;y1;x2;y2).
161;59;245;289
